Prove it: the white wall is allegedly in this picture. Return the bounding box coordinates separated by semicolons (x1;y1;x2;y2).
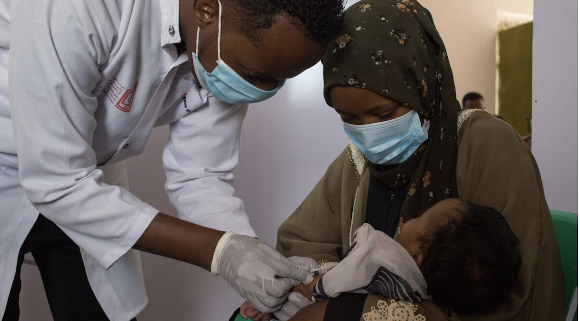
531;0;578;213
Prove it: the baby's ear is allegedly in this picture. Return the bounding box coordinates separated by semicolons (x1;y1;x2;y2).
412;250;425;269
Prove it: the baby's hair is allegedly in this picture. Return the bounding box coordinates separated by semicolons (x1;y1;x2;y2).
419;200;521;314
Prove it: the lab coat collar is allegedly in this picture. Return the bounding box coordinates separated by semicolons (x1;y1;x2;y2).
159;0;182;46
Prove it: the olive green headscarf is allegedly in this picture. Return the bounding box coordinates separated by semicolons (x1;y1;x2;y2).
322;0;460;220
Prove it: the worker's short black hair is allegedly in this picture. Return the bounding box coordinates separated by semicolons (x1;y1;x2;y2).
420;200;521;314
228;0;345;44
462;92;484;108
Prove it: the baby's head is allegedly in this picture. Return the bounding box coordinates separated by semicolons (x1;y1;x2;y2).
397;198;521;314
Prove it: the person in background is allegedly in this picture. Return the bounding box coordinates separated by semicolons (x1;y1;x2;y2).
463;93;532;150
462;92;485;110
0;0;345;320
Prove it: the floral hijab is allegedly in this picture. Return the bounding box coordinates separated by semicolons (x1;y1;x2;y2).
322;0;461;220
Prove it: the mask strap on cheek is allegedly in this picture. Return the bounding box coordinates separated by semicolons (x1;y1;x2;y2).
217;0;223;61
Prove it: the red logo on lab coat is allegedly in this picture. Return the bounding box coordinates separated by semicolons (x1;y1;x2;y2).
101;79;139;113
115;82;139;113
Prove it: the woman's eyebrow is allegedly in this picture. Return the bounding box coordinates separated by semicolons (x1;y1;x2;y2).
334;102;398;114
368;102;398;112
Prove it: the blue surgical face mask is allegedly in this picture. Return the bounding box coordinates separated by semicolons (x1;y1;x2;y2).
344;110;429;165
191;0;284;104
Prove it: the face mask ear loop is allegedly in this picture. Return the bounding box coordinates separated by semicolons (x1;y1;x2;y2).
195;0;221;57
217;0;223;61
195;27;200;55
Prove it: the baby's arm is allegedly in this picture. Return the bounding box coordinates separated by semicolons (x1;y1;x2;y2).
292;274;324;300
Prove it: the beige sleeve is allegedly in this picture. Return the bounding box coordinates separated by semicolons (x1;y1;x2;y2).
276;148;356;263
453;112;566;320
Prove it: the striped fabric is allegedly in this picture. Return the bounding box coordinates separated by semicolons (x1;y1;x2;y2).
312;277;328;302
309;224;429;304
364;267;424;303
311;267;425;303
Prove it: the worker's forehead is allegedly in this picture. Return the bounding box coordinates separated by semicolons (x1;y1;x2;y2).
219;17;327;80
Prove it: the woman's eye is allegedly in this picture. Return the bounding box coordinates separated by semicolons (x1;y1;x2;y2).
377;112;394;119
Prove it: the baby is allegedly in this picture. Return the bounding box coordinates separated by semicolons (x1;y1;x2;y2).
239;198;521;320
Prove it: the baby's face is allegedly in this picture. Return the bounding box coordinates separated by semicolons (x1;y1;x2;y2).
397;198;462;269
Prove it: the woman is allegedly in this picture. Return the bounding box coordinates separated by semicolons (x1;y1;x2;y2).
276;1;565;320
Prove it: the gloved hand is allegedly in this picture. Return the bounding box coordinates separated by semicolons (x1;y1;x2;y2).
273;292;314;321
273;256;319;320
211;232;314;313
286;256;320;285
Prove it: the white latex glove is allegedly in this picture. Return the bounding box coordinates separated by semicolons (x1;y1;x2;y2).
273;256;319;320
211;232;313;312
287;256;320;285
273;292;314;321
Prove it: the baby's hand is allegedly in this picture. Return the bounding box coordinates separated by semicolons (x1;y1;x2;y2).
240;301;272;321
291;274;323;300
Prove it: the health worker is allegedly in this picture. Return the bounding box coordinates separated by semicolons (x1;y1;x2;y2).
0;0;345;320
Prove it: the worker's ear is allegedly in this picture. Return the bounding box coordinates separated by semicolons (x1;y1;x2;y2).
194;0;219;28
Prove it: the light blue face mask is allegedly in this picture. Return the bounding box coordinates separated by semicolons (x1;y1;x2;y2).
344;110;429;165
191;0;285;104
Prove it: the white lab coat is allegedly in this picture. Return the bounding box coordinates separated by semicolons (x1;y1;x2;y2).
0;0;256;320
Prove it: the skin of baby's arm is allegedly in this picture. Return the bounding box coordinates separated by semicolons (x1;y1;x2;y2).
292;274;324;300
